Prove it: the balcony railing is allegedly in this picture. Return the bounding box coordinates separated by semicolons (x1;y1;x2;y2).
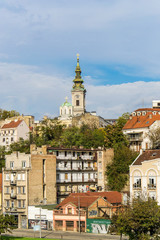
148;184;156;189
10;180;16;185
129;136;143;142
54;209;86;216
133;183;141;189
11;193;17;199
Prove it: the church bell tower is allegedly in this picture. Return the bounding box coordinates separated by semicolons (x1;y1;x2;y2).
71;54;86;116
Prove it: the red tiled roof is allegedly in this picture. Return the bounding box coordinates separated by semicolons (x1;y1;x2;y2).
2;120;22;129
57;191;122;208
133;150;160;165
135;108;160;112
123;112;160;130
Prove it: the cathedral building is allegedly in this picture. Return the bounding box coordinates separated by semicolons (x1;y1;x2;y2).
59;54;107;128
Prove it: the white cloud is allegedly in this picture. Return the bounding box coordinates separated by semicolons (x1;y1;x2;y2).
0;62;159;119
0;0;160;77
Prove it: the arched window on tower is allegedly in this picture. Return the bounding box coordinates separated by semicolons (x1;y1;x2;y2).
76;100;80;106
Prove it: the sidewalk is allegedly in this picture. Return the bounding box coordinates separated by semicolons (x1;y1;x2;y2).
4;228;128;240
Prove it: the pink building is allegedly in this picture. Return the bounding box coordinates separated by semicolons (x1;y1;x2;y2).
53;191;123;232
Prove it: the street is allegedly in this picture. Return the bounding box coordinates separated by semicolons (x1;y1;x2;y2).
4;229;128;240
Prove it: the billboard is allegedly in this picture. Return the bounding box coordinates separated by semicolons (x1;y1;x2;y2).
86;219;111;234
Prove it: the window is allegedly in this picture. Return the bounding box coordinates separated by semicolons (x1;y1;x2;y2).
69;109;71;115
6;187;9;194
68;208;72;214
11;137;14;142
99;172;102;180
133;177;141;188
76;100;79;106
56;151;59;157
73;152;75;157
56;174;60;180
98;152;102;158
22;161;26;168
65;151;67;157
18;200;21;208
64;162;67;168
17;174;21;180
18;187;21;194
11;201;14;208
10;161;14;168
22;200;25;208
65;173;68;180
6;174;10;180
3;138;5;142
99;161;102;169
22;187;25;194
148;177;156;189
6;200;9;208
22;174;25;180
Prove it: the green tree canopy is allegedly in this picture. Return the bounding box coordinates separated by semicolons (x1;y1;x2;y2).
112;198;160;240
106;143;138;191
0;109;20;120
0;214;16;236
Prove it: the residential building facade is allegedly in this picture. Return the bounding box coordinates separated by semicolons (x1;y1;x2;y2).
47;147;114;203
130;149;160;204
53;191;123;232
123;100;160;151
2;151;56;228
2;152;31;228
0;120;30;148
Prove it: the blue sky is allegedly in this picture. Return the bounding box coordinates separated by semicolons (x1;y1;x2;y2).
0;0;160;119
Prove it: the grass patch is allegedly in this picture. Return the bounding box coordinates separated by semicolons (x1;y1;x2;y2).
1;237;60;240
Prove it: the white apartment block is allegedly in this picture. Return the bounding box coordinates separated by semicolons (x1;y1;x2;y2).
0;120;30;147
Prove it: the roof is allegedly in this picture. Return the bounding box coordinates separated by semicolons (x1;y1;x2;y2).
133;150;160;165
123;112;160;130
47;147;98;152
61;102;72;107
2;120;23;129
57;191;122;208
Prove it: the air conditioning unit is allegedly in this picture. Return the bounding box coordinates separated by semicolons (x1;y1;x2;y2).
6;207;8;210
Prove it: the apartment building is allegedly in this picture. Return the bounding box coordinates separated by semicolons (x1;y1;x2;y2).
2;152;30;228
47;147;114;203
0;120;30;148
123;100;160;151
2;151;56;228
130;149;160;204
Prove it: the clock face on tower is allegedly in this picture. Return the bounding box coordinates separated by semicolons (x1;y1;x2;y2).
76;95;79;98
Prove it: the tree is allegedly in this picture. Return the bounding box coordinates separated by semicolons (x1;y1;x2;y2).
9;138;30;154
0;109;20;120
112;198;160;240
106;143;138;191
0;214;16;236
148;127;160;149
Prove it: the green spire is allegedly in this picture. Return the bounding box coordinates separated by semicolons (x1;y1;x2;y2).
72;54;85;91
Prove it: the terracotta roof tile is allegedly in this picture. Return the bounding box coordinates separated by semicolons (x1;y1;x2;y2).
133;150;160;165
57;191;122;208
2;120;23;129
123;112;160;130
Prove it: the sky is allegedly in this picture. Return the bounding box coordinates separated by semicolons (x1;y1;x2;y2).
0;0;160;120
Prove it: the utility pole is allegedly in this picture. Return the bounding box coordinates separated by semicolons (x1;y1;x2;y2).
78;195;80;233
40;206;41;238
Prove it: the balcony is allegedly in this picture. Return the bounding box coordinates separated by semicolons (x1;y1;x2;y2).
11;193;17;199
148;184;156;190
128;136;143;142
54;209;86;216
56;178;98;184
133;183;141;189
10;180;16;185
